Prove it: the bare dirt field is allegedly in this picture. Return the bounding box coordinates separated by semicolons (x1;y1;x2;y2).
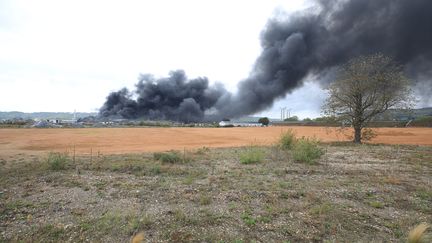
1;126;432;156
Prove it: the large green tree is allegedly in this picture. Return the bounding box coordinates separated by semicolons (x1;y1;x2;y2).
323;54;415;143
258;117;270;126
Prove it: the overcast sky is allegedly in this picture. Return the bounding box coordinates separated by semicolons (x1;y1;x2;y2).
0;0;327;118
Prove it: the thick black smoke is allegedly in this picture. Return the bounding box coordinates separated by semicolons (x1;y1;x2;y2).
100;70;227;122
101;0;432;121
218;0;432;117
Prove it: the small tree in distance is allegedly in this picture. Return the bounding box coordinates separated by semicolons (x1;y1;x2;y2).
258;117;270;126
323;54;415;143
284;116;299;122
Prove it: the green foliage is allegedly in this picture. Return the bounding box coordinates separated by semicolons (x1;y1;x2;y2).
416;116;432;122
258;117;270;126
239;147;264;164
284;116;299;121
278;130;296;150
369;201;385;209
313;116;338;123
412;115;432;127
46;152;69;170
241;212;256;226
150;165;161;175
303;117;312;122
153;151;182;163
292;137;324;164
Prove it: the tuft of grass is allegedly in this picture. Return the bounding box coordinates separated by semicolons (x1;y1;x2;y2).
292;137;324;164
241;212;256;226
416;188;432;201
239;147;265;164
91;211;146;235
278;130;296;150
196;146;210;155
5;200;34;212
173;209;187;222
46;152;69;170
36;224;66;241
369;201;385;209
131;232;145;243
408;223;429;243
153;151;182;163
310;202;334;216
199;194;212;205
150;165;161;175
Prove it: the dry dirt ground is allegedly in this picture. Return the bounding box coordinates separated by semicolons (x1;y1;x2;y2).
0;143;431;242
1;127;432;156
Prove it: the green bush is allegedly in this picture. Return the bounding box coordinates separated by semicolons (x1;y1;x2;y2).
279;130;296;150
239;147;264;164
46;152;69;170
292;137;324;164
153;151;182;163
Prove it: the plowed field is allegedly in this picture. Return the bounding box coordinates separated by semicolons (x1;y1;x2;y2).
1;126;431;155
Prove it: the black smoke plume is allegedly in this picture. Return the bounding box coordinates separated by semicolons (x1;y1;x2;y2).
101;0;432;121
100;70;227;122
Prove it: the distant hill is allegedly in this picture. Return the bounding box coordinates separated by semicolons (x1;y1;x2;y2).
0;111;98;120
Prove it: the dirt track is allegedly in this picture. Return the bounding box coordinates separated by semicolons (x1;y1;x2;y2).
1;126;431;155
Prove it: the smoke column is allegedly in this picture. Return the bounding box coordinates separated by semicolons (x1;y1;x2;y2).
101;0;432;121
100;70;227;122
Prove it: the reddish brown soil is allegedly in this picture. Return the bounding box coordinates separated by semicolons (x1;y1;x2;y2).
0;126;431;155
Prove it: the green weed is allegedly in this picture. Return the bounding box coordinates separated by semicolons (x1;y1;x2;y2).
154;151;182;163
46;152;69;170
292;137;324;164
279;130;296;150
239;147;264;164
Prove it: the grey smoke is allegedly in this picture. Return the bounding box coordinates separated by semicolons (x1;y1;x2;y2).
101;0;432;121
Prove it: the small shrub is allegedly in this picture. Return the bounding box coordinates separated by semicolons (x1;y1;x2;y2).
239;147;264;164
292;137;324;164
46;152;69;170
279;130;296;150
153;151;182;163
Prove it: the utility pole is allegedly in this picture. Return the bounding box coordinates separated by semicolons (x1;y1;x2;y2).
280;107;285;121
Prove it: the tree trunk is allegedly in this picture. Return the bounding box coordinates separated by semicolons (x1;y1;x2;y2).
354;126;362;143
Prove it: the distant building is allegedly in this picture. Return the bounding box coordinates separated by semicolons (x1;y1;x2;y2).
219;120;262;127
46;119;60;124
60;119;77;124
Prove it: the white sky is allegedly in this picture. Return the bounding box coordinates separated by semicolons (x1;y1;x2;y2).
0;0;326;118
